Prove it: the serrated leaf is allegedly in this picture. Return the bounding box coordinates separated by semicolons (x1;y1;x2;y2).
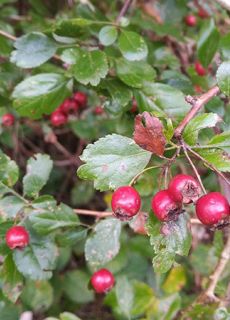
78;134;151;191
197;19;220;67
85;218;121;268
0;150;19;187
10;32;57;68
99;26;118;46
13;223;58;280
196;149;230;172
23;154;53;198
217;61;230;96
115;276;134;318
29;203;79;235
118;30;148;61
12;73;72;119
116;58;156;88
183;113;221;145
1;254;23;303
208;131;230;153
0;196;24;219
72;48;108;86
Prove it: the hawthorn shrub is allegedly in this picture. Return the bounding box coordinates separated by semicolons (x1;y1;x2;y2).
0;1;230;319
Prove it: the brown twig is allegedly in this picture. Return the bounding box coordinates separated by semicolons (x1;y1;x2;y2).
74;209;113;218
174;86;220;139
0;30;16;41
116;0;133;23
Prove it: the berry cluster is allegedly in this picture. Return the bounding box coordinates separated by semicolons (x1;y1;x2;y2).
50;91;87;127
111;174;230;227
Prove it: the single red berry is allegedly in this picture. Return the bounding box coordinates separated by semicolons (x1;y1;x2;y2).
151;190;181;222
195;61;206;76
198;8;209;18
196;192;230;225
94;106;104;115
168;174;201;204
111;186;141;220
91;269;115;293
130;99;138;113
6;226;30;249
73;92;87;107
59;99;79;114
2;113;15;127
50;111;68;127
185;15;197;27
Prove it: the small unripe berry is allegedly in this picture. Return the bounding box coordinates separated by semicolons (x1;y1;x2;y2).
185;15;197;27
91;269;115;293
196;192;230;225
73;92;87;107
50;111;68;127
60;99;79;114
168;174;201;204
151;190;181;222
6;226;29;249
2;113;15;127
195;61;206;76
111;186;141;220
94;106;104;115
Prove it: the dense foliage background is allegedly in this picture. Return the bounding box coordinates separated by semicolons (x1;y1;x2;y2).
0;0;230;319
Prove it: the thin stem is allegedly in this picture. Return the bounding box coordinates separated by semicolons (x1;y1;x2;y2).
0;30;16;41
116;0;133;23
129;165;160;186
74;209;112;218
0;181;29;204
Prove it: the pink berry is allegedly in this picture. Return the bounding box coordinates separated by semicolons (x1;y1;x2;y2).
111;186;141;220
185;15;197;27
59;99;79;114
6;226;29;249
73;92;87;107
195;61;206;76
50;111;67;127
94;106;104;115
2;113;15;127
91;269;115;293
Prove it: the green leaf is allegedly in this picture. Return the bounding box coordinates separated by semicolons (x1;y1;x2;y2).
0;299;19;320
147;214;192;273
72;48;108;86
183;113;221;145
56;228;87;247
217;61;230;96
78;134;151;191
208;132;230;153
63;270;94;304
60;313;82;320
55;18;97;37
220;33;230;61
0;196;24;219
10;32;57;68
118;30;148;61
29;203;79;235
214;307;230;320
115;276;134;318
131;281;154;317
13;224;57;280
12;73;72;119
196;149;230;172
85;218;121;268
0;150;19;186
197;19;220;67
23;154;53;198
1;254;23;303
99;26;118;46
116;58;156;88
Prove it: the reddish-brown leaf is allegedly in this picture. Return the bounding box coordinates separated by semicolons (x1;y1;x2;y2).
133;112;166;155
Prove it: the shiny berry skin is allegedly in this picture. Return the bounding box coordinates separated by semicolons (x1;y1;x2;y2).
2;113;15;127
185;15;197;26
168;174;201;204
73;92;87;107
151;190;181;222
195;61;206;76
50;111;68;127
60;99;79;114
94;106;104;115
196;192;230;225
91;269;115;293
111;186;141;220
6;226;29;249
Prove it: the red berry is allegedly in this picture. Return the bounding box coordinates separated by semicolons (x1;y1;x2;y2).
194;85;203;94
91;268;115;293
73;92;87;107
196;192;230;225
59;99;79;114
151;190;181;222
94;106;104;115
195;61;206;76
2;113;15;127
6;226;29;249
168;174;201;204
50;111;67;127
198;8;209;18
111;186;141;220
185;15;197;27
130;99;138;113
